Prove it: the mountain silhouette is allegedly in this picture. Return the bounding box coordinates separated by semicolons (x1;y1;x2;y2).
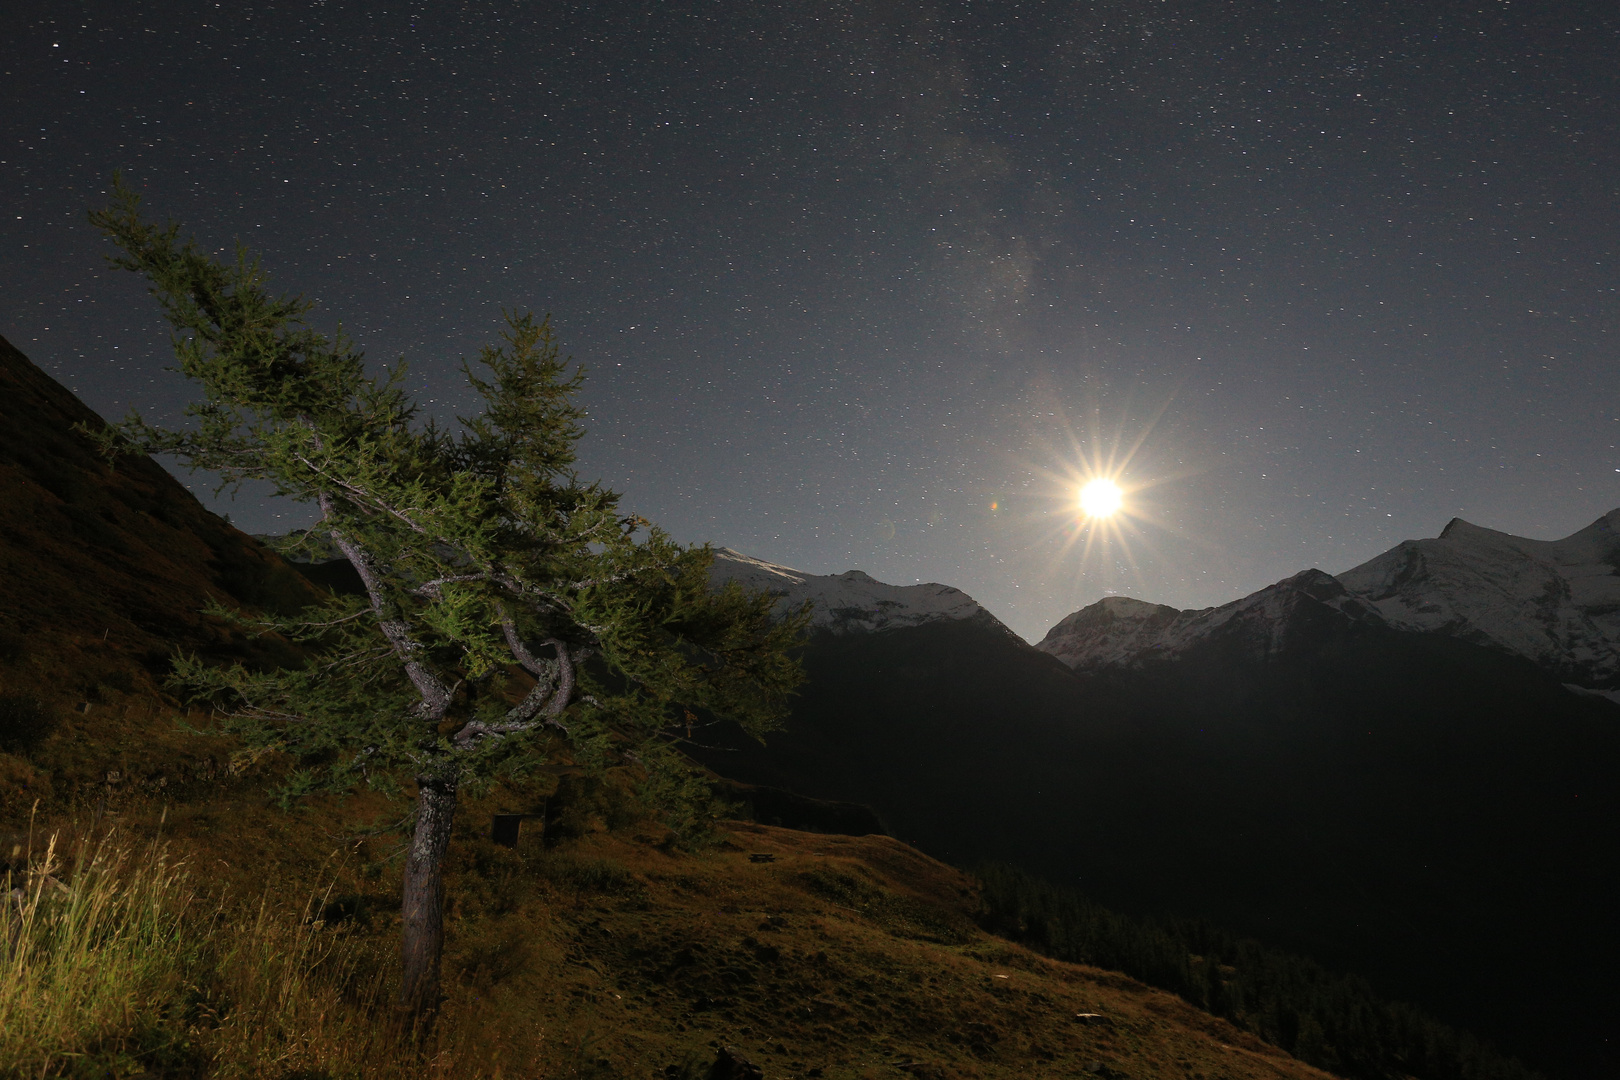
698;559;1620;1078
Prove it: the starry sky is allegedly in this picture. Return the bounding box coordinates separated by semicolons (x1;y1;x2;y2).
6;0;1618;642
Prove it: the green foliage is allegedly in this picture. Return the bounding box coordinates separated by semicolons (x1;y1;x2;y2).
87;175;808;822
975;863;1543;1080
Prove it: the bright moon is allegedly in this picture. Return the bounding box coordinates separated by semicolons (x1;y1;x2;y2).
1079;478;1123;518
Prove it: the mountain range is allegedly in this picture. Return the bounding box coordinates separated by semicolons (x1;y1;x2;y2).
1036;512;1620;698
709;547;1018;637
704;521;1620;1079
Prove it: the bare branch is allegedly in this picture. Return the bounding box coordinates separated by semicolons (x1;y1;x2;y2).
544;641;575;718
505;673;554;722
414;574;489;599
498;608;549;677
450;716;542;749
319;645;396;672
320;491;452;720
233;705;312;724
292;607;374;630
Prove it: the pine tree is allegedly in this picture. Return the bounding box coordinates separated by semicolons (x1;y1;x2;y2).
87;177;808;1018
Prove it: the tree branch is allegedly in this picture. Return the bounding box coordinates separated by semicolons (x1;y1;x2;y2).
450;716;539;748
320;491;452;720
544;641;575;718
292;450;440;536
413;574;489;600
498;610;549;676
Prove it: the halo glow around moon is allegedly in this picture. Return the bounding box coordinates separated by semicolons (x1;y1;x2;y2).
1079;478;1123;519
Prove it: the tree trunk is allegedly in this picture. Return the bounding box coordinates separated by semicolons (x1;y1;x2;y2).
401;771;458;1020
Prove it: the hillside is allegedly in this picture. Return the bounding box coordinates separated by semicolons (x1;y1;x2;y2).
690;610;1620;1078
0;334;341;818
7;763;1347;1080
0;333;317;707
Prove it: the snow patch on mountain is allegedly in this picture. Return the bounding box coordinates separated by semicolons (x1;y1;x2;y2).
1036;510;1620;691
1035;596;1182;669
710;548;1015;637
1036;569;1386;670
1335;510;1620;688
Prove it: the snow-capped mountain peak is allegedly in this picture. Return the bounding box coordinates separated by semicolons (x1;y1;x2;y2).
1035;567;1386;671
709;548;1014;637
1034;596;1182;669
1335;509;1620;688
1036;510;1620;692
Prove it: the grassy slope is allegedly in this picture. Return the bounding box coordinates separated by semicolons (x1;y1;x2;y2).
9;766;1339;1080
0;336;318;650
0;333;321;819
431;820;1334;1080
1;690;1340;1080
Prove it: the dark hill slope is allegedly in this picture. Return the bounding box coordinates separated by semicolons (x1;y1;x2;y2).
691;610;1620;1078
1067;626;1620;1073
696;618;1096;866
0;335;323;814
0;334;318;692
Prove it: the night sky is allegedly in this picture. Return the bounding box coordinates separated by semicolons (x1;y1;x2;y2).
6;0;1618;642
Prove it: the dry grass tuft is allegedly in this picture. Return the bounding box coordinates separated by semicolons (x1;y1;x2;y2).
0;826;532;1079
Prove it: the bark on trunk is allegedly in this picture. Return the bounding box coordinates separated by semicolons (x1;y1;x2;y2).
401;771;457;1019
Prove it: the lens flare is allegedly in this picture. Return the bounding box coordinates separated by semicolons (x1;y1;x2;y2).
1022;386;1198;599
1078;478;1123;518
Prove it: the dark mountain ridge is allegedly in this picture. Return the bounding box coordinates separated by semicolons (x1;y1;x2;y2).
693;576;1620;1078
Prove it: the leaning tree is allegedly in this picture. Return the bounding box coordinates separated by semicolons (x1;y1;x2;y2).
88;178;807;1017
